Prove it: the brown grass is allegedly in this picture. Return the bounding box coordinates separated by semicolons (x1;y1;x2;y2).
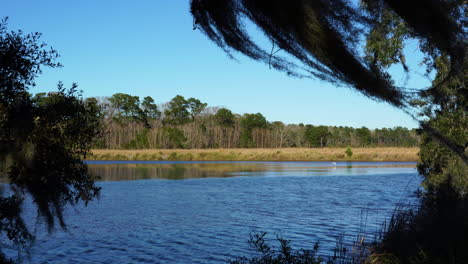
89;147;419;162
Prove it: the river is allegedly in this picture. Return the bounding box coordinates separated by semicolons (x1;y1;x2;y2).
4;161;421;263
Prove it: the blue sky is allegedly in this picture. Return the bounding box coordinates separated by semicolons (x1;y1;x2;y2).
1;0;431;128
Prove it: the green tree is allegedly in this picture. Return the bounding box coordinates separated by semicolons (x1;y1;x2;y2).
161;127;187;149
187;97;208;120
372;54;468;264
304;125;329;148
164;95;191;125
345;147;353;158
240;113;268;130
108;93;142;121
240;113;268;147
141;96;161;120
190;0;466;162
214;108;235;127
109;93;152;128
416;57;467;194
124;128;150;149
0;19;101;261
355;127;372;146
107;93;159;129
271;121;287;148
191;1;467;262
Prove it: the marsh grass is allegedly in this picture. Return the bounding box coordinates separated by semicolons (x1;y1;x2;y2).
369;181;468;264
89;148;419;161
228;192;468;264
229;221;376;264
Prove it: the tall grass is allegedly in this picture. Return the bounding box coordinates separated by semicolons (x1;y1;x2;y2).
370;180;468;264
228;223;378;264
227;177;468;264
89;148;419;162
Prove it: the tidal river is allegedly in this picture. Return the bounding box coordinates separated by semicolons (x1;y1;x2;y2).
5;161;421;263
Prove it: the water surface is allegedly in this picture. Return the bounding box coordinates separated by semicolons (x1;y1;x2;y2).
5;161;421;263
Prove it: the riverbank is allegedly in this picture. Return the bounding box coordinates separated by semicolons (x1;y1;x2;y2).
89;147;419;162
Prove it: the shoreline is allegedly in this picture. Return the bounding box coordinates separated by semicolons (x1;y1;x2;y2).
89;147;419;162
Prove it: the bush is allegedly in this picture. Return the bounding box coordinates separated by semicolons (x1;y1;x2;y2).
161;127;186;148
230;232;325;264
345;147;353;158
124;128;150;149
230;231;375;264
372;179;468;264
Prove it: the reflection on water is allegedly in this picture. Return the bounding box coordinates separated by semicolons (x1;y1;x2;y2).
4;161;420;264
88;162;268;181
87;161;416;181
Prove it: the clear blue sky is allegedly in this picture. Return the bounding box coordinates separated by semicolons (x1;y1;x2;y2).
1;0;431;128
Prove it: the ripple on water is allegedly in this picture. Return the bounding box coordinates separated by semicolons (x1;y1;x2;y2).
7;162;420;263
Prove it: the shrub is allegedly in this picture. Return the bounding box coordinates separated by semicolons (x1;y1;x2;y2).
161;127;186;148
230;232;325;264
345;147;353;158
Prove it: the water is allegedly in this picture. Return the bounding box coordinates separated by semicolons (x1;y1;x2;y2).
4;161;421;263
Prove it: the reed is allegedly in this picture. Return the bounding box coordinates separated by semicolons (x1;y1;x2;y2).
89;147;419;162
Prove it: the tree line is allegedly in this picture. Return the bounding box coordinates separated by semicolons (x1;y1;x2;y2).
85;93;419;149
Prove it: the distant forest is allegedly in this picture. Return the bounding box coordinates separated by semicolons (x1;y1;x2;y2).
37;92;418;149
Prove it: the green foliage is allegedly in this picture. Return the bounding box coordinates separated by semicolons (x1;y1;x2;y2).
109;93;143;122
415;51;467;194
304;125;330;147
355;127;371;147
230;232;365;264
124;128;150;149
418;114;468;194
240;113;268;130
164;95;191;125
417;97;467;194
240;113;268;147
163;95;208;125
230;232;326;264
0;19;101;260
374;182;468;264
215;108;235;127
95;92;420;150
11;85;102;225
108;93;160;128
373;127;419;147
187;97;207;120
372;31;467;264
32;92;47;102
345;147;353;158
190;0;467;160
271;121;284;129
192;2;466;264
141;96;161;120
96;98;420;149
190;2;468;264
239;131;253;148
161;127;186;149
365;8;408;70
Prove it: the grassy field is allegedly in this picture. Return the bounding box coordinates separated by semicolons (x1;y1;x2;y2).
89;147;419;162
